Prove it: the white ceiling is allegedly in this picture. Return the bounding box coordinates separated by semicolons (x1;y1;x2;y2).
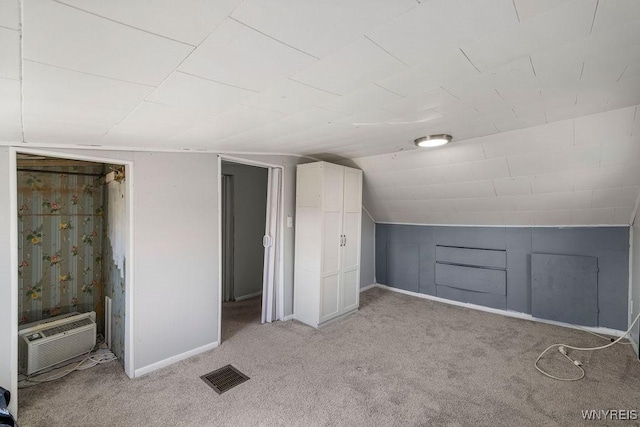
1;0;640;225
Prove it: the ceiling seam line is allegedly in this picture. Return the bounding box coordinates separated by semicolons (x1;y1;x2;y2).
440;86;461;100
616;65;629;83
50;0;196;47
511;0;520;23
22;59;157;88
100;41;201;139
227;16;320;60
528;56;537;77
589;0;600;35
175;70;260;93
287;78;342;96
459;48;481;73
363;35;409;67
0;24;19;31
374;83;407;99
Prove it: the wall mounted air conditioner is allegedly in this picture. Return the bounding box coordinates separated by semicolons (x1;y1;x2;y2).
18;311;96;375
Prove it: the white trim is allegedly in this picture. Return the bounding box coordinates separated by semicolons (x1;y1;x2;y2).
235;291;263;301
8;148;18;416
360;283;377;292
221;154;282;169
362;205;375;223
375;221;630;228
277;164;286;321
134;341;219;377
629;226;634;333
630;187;640;225
124;161;135;379
630;335;639;358
374;284;628;337
1;140;318;162
283;314;295;321
217;155;223;345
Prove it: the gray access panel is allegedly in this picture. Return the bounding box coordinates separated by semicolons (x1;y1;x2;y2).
531;253;599;326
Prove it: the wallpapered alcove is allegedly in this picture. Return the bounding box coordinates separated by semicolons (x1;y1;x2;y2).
17;154;126;363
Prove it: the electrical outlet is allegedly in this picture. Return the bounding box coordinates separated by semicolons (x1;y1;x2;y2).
287;216;294;228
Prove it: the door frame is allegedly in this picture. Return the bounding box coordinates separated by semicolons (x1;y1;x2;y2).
217;155;285;343
8;147;135;414
221;174;234;302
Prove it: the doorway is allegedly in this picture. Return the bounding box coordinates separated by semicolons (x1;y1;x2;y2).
9;148;134;415
218;156;284;342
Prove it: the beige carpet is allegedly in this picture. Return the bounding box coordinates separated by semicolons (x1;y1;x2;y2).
18;287;640;426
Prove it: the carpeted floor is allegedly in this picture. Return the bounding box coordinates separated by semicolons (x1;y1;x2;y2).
17;287;640;426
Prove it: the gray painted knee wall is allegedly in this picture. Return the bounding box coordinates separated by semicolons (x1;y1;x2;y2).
375;224;630;331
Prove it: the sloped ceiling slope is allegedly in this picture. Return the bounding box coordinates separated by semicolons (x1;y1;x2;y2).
351;106;640;226
0;0;640;224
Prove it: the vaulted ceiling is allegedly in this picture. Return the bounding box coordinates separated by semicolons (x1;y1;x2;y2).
1;0;639;225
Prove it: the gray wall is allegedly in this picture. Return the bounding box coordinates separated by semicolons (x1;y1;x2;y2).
221;162;268;299
360;211;375;288
376;224;630;330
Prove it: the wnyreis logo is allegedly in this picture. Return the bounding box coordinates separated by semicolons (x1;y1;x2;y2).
582;410;638;421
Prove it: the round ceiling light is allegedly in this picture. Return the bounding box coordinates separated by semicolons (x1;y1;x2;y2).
414;134;453;148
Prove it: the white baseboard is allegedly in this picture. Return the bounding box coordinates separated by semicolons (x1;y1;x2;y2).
360;283;377;292
134;341;219;377
375;284;628;338
630;335;639;358
234;291;263;301
283;314;295;321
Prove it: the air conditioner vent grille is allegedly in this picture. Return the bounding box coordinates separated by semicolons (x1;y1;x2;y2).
41;318;93;337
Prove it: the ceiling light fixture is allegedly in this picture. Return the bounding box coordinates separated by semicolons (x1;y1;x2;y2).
414;134;453;148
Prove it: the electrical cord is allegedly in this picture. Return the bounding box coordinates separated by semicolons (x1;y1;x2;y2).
575;326;633;344
18;348;117;387
535;312;640;381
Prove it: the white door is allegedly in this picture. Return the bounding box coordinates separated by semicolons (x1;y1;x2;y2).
262;168;281;323
320;164;344;322
341;169;362;313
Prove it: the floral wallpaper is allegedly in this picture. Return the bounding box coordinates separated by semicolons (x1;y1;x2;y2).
17;167;105;330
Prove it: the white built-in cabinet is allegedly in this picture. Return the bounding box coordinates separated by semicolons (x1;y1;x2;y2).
294;162;363;328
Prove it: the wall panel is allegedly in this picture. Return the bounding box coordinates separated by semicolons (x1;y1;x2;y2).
376;223;629;330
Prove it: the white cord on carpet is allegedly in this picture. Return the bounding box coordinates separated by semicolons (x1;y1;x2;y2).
19;348;117;387
535;312;640;381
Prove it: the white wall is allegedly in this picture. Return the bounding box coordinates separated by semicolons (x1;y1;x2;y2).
360;210;375;288
132;152;218;370
0;147;17;415
221;162;268;299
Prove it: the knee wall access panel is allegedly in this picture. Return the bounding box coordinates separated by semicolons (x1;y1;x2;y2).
531;253;599;326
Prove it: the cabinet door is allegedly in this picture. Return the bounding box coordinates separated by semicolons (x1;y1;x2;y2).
341;168;362;313
320;165;344;322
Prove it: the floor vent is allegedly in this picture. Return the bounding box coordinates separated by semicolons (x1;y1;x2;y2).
201;365;249;394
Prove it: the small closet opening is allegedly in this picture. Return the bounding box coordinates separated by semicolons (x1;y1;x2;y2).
16;153;128;393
